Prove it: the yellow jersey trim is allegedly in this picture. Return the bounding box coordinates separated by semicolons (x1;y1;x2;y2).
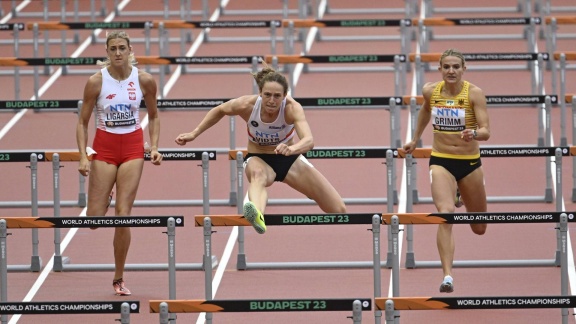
431;151;480;160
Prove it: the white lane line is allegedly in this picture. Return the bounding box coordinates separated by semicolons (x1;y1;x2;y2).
0;1;31;23
8;208;86;324
0;0;32;141
195;226;239;324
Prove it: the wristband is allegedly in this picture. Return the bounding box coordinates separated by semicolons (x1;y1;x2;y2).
473;130;478;139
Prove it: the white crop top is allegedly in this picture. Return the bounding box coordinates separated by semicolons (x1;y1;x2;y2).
95;66;142;134
247;96;295;146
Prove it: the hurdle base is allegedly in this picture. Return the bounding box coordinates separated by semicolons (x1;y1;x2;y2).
52;256;70;272
241;261;391;270
59;261;217;272
30;256;42;272
544;188;553;203
411;259;558;268
202;255;219;271
236;253;247;270
386;252;394;269
405;252;416;269
414;195;550;204
228;191;237;206
7;264;38;272
78;193;86;208
555;250;561;267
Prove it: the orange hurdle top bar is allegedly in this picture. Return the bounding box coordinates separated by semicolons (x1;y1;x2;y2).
553;52;576;60
545;16;576;24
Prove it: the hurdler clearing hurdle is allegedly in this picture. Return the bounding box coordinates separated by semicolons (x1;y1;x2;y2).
175;63;346;234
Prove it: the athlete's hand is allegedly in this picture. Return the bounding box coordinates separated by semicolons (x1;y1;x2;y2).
150;149;162;165
402;140;417;155
175;133;194;146
274;143;293;156
78;157;90;177
460;129;476;142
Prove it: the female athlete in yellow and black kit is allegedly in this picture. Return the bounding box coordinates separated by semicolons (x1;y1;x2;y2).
403;48;491;293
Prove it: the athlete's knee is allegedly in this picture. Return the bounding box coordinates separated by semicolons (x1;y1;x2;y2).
319;199;346;213
471;223;487;235
333;201;346;213
247;167;270;183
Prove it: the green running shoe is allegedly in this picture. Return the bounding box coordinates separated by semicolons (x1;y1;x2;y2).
243;201;266;234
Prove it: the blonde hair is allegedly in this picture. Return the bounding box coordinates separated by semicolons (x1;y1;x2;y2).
251;61;289;95
97;30;137;67
439;48;466;67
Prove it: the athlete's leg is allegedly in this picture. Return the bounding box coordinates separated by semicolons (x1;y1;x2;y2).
430;165;458;280
112;158;144;281
457;166;488;235
87;160;117;217
244;157;276;212
283;157;346;213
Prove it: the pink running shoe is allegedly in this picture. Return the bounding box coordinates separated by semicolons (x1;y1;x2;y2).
112;278;131;296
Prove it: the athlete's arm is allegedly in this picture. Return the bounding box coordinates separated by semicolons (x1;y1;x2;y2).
76;73;101;176
175;95;254;145
277;98;313;156
469;84;490;141
140;71;162;165
403;82;434;154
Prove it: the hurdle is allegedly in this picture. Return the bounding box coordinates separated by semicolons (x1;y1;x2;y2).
7;0;108;19
413;16;539;54
0;301;138;324
322;0;418;18
0;55;261;99
149;298;371;324
568;96;576;201
544;17;576;67
0;152;218;272
377;295;575;324
229;148;398;282
0;150;218;208
403;144;562;207
280;18;413;74
229;148;398;208
0;214;183;281
380;212;571;323
398;147;567;268
404;94;556;148
218;0;307;17
409;52;547;96
264;54;407;97
196;213;382;323
553;52;576;147
423;0;532;15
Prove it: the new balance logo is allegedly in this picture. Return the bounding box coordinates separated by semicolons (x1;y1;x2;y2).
106;94;116;99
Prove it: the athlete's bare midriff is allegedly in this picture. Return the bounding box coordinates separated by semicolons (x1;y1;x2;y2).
433;132;480;156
